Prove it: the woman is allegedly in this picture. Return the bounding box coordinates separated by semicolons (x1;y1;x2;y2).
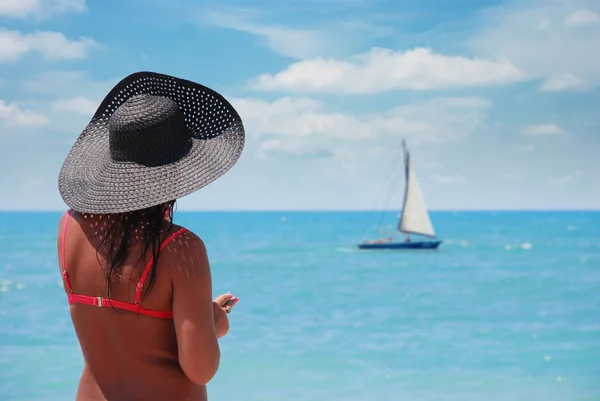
56;72;245;401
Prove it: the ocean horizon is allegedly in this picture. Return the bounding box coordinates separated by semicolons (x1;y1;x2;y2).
1;209;598;213
1;211;599;400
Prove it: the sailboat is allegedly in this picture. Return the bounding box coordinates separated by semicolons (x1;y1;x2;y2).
358;140;442;250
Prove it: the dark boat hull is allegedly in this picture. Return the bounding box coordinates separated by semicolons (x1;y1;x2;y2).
358;241;442;250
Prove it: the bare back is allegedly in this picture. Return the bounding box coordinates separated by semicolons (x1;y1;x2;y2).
57;212;209;401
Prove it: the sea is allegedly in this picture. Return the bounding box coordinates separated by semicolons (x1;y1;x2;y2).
0;211;599;401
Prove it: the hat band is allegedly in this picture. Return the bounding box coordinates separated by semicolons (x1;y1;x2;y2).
108;95;194;167
110;136;193;167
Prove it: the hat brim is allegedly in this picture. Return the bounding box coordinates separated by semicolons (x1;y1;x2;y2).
58;71;245;214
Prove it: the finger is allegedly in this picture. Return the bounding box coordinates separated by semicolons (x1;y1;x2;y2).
214;293;234;306
222;297;239;312
226;297;239;308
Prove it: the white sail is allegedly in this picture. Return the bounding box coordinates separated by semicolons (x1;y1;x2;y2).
398;141;436;238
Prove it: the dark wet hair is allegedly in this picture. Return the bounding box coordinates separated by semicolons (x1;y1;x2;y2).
97;200;176;303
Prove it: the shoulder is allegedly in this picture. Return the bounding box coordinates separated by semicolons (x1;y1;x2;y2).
57;210;70;232
56;210;72;247
55;210;75;270
162;225;210;275
165;224;206;251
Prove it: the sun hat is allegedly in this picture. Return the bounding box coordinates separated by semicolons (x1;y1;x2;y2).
57;71;245;214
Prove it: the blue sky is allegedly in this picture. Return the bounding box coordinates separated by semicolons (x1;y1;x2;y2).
0;0;599;211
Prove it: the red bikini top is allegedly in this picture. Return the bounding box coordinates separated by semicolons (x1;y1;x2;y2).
60;210;188;319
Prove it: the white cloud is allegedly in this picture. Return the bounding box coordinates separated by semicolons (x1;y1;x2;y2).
0;0;86;19
202;9;330;59
231;95;492;159
540;73;588;91
51;96;97;116
0;99;49;127
518;144;536;152
549;170;584;184
431;175;467;184
199;7;391;59
470;1;600;91
565;9;600;27
522;124;563;136
0;0;37;16
21;70;115;97
537;18;552;30
250;47;524;93
13;71;117;135
0;29;99;63
257;138;335;159
500;173;527;182
231;96;370;143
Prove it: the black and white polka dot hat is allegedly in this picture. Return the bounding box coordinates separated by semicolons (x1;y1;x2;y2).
58;71;245;214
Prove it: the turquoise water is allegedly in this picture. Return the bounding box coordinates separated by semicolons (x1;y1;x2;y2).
1;211;599;401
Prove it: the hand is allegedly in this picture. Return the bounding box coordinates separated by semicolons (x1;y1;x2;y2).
212;293;239;339
214;293;239;314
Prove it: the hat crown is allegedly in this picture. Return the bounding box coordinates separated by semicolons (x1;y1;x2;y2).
108;94;192;166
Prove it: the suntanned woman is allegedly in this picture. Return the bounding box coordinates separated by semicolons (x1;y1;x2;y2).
56;71;245;401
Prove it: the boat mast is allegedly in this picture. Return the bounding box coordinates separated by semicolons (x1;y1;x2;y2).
399;140;410;240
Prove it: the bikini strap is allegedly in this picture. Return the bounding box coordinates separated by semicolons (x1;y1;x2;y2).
135;227;189;305
61;209;74;293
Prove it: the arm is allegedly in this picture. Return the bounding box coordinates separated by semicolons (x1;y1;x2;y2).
171;232;221;386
